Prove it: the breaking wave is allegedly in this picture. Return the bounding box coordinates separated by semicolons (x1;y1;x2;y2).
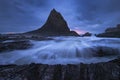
0;36;120;65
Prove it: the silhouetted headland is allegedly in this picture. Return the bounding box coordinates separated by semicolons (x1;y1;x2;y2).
25;9;79;36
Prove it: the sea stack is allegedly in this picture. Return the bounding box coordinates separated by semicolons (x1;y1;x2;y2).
26;9;79;36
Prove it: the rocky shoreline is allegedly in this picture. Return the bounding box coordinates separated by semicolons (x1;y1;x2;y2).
0;34;53;53
0;58;120;80
97;24;120;38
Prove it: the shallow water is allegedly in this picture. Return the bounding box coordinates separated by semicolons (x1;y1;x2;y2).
0;36;120;65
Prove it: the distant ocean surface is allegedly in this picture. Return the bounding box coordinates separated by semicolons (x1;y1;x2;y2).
0;36;120;65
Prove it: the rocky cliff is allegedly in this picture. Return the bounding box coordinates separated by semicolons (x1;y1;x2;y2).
26;9;79;36
97;24;120;38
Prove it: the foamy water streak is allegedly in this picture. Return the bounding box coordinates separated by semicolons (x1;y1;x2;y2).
0;37;120;65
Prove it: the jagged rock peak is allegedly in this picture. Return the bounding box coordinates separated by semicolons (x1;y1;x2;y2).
39;9;70;33
25;9;79;36
47;9;64;22
46;8;69;30
49;8;62;17
51;8;58;14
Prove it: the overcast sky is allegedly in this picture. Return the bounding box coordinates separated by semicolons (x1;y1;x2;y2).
0;0;120;34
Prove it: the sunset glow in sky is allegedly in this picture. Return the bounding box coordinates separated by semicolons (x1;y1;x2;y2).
73;29;86;35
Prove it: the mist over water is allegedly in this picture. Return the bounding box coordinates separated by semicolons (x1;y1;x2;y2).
0;36;120;65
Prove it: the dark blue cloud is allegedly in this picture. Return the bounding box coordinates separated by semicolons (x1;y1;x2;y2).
75;0;120;33
0;0;120;33
0;0;49;33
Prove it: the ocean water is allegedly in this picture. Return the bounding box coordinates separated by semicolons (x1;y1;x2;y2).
0;36;120;65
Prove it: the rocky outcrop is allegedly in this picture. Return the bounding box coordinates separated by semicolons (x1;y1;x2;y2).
26;9;79;36
0;34;53;42
0;34;54;52
0;58;120;80
97;24;120;38
0;40;33;52
93;46;119;57
82;32;92;37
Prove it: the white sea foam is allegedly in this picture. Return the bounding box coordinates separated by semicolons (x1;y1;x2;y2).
0;36;120;65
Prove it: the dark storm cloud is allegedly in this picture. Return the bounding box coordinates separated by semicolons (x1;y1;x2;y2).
0;0;75;33
0;0;120;33
0;0;49;33
75;0;120;33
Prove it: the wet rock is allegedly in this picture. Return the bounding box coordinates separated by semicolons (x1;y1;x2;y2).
0;34;53;42
95;46;119;57
30;35;53;41
80;46;119;57
0;40;33;52
0;58;120;80
82;32;92;37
